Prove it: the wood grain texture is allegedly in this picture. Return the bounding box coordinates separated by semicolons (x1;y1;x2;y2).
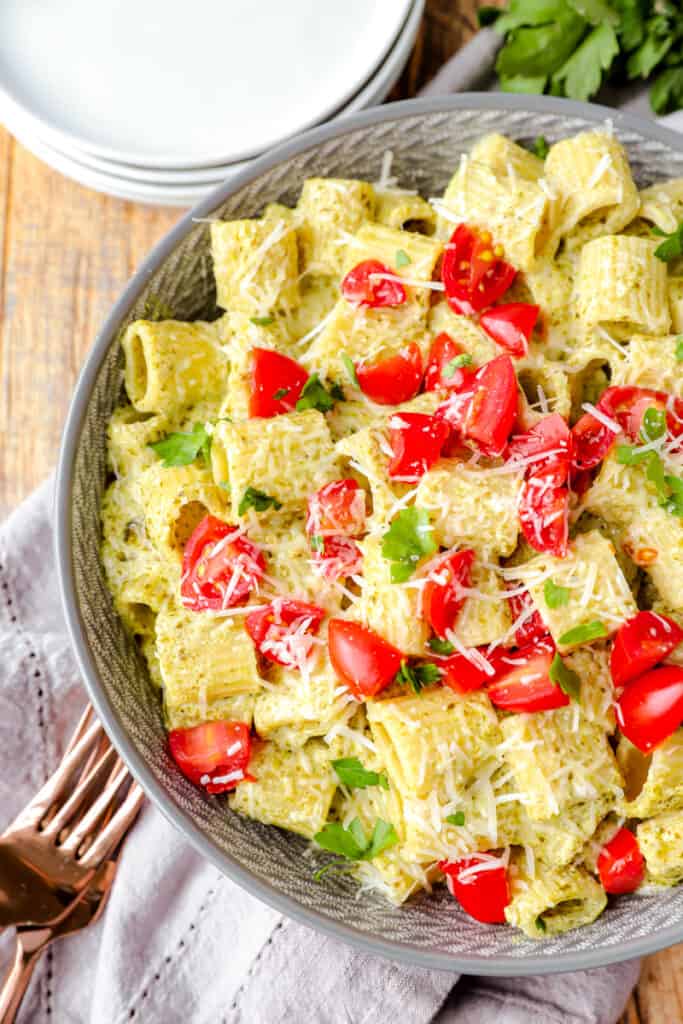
0;1;678;1018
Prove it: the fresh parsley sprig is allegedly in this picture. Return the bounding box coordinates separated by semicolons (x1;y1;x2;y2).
381;507;437;583
238;487;282;516
149;423;211;468
395;660;442;695
332;757;389;791
313;818;398;880
295;373;344;413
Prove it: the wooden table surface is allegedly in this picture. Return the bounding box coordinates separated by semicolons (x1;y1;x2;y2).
0;1;678;1018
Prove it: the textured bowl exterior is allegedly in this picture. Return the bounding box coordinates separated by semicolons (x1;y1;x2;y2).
56;95;683;974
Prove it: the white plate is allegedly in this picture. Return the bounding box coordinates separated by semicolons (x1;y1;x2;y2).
0;0;411;169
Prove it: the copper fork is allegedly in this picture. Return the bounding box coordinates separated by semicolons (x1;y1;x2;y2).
0;706;144;930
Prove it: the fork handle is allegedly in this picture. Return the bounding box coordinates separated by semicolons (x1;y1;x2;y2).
0;929;49;1024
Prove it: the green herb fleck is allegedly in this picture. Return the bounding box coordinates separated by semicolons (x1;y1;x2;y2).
549;652;581;701
641;406;667;441
249;315;275;326
530;135;549;159
341;352;359;390
676;337;683;362
395;660;442;695
428;636;456;656
395;249;411;268
149;423;211;468
238;487;282;516
295;373;340;413
381;507;437;582
446;811;466;827
558;620;608;646
544;578;570;609
536;915;547;933
663;475;683;517
443;353;473;378
273;387;290;401
332;757;389;791
654;222;683;262
310;534;324;552
330;381;346;402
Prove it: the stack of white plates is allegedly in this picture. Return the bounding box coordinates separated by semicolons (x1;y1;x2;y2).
0;0;424;206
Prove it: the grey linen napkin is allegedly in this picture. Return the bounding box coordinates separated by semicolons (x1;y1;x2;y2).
0;486;640;1022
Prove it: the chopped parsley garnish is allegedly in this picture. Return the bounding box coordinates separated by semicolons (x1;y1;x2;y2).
381;507;437;582
558;621;608;646
428;635;456;656
395;249;411;268
615;446;683;516
654;222;683;262
395;659;442;695
446;811;466;827
341;352;359;390
530;135;549;159
149;422;211;468
313;817;398;879
443;353;473;377
249;315;275;326
616;444;656;467
640;406;667;441
238;487;282;516
663;475;683;517
273;387;290;401
549;652;581;701
332;757;389;791
295;373;341;413
544;578;570;609
535;915;547;933
310;534;324;552
676;337;683;362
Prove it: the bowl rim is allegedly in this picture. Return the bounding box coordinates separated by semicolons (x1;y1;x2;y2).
56;92;683;975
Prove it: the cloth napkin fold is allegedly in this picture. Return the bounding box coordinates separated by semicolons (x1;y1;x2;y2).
0;492;640;1023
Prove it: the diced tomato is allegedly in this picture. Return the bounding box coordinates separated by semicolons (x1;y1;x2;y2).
328;619;402;699
181;515;265;612
312;535;363;581
355;343;423;405
421;548;475;639
249;347;308;418
441;224;517;314
306;479;366;538
479;303;540;359
518;474;569;558
597;828;645;895
424;332;474;392
615;664;683;753
436;354;518;458
610;611;683;688
570;410;619;473
388;412;449;481
508;414;571;487
245;598;325;669
341;259;406;309
571;386;683;472
506;587;549;647
168;721;252;794
487;637;568;712
439;855;510;924
440;650;499;694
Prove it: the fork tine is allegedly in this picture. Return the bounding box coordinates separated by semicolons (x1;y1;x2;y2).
78;783;144;870
63;706;94;756
40;745;119;839
9;721;104;830
59;763;131;857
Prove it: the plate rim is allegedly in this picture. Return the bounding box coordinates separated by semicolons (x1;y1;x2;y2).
56;92;683;975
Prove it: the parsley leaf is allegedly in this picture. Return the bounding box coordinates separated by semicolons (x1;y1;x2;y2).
395;249;411;268
443;354;473;377
549;652;582;701
654;222;683;261
310;534;324;552
616;444;655;466
536;915;547;932
495;0;574;35
396;660;442;695
646;453;670;502
446;811;466;826
428;635;456;655
544;578;570;609
381;507;437;582
238;487;282;516
249;315;275;326
495;9;588;80
295;373;340;413
566;0;618;26
552;23;619;101
273;387;290;401
149;423;211;468
651;67;683;116
676;337;683;362
641;406;667;441
341;352;360;390
332;757;389;791
364;820;399;859
313;818;398;867
663;475;683;517
628;18;674;81
500;74;548;93
531;135;550;159
558;621;608;646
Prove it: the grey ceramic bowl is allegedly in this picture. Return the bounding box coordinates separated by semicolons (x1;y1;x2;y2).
56;94;683;975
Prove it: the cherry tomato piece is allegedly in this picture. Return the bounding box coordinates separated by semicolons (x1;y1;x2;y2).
312;535;363;581
328;619;403;699
249;347;308;418
506;587;549;647
439;856;510;923
487;637;568;712
422;548;475;639
479;303;540;359
508;413;571;487
615;665;683;753
168;721;252;794
306;479;366;537
181;516;265;612
610;611;683;688
424;332;474;392
388;412;449;481
570;410;619;472
245;598;325;669
440;650;499;694
518;475;569;558
355;343;423;405
341;259;406;309
441;224;517;314
597;828;645;895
